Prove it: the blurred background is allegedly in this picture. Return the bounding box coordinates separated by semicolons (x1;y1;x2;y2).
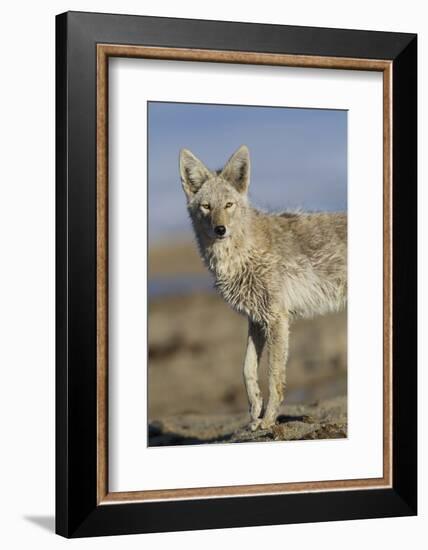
148;102;347;427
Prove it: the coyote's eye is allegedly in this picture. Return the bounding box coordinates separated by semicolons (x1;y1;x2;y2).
225;202;234;209
201;203;210;210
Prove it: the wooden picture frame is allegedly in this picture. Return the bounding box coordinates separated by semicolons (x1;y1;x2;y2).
56;11;417;537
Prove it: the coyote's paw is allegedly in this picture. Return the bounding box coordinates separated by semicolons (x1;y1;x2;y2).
259;417;276;430
248;419;262;431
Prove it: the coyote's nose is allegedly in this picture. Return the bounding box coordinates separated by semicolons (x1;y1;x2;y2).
214;225;226;236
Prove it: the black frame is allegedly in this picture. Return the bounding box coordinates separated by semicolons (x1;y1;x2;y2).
56;11;417;538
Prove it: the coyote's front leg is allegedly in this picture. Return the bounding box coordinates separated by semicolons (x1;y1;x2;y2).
259;314;289;430
243;320;266;431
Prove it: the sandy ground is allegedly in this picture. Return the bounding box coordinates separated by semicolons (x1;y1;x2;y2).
148;240;347;446
149;396;347;446
148;237;206;277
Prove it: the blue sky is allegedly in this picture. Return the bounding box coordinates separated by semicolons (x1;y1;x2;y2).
148;102;347;242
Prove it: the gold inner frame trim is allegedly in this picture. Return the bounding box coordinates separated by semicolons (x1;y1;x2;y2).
96;44;393;505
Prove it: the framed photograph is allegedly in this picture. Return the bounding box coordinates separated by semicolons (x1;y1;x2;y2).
56;11;417;538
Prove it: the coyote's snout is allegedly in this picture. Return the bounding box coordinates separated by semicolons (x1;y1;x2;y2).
179;145;347;431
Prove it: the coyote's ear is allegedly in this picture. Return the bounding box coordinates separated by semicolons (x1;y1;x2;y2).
220;145;250;194
179;149;212;200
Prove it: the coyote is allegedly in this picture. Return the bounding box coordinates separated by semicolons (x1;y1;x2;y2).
179;145;347;430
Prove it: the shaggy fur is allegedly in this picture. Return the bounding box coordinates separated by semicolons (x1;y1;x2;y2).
179;145;347;430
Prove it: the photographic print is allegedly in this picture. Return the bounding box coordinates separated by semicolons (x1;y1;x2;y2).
108;56;384;494
148;101;348;447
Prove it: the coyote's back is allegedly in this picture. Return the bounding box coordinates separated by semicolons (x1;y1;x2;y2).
267;210;347;319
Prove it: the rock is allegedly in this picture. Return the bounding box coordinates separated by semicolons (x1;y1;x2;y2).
148;395;347;446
